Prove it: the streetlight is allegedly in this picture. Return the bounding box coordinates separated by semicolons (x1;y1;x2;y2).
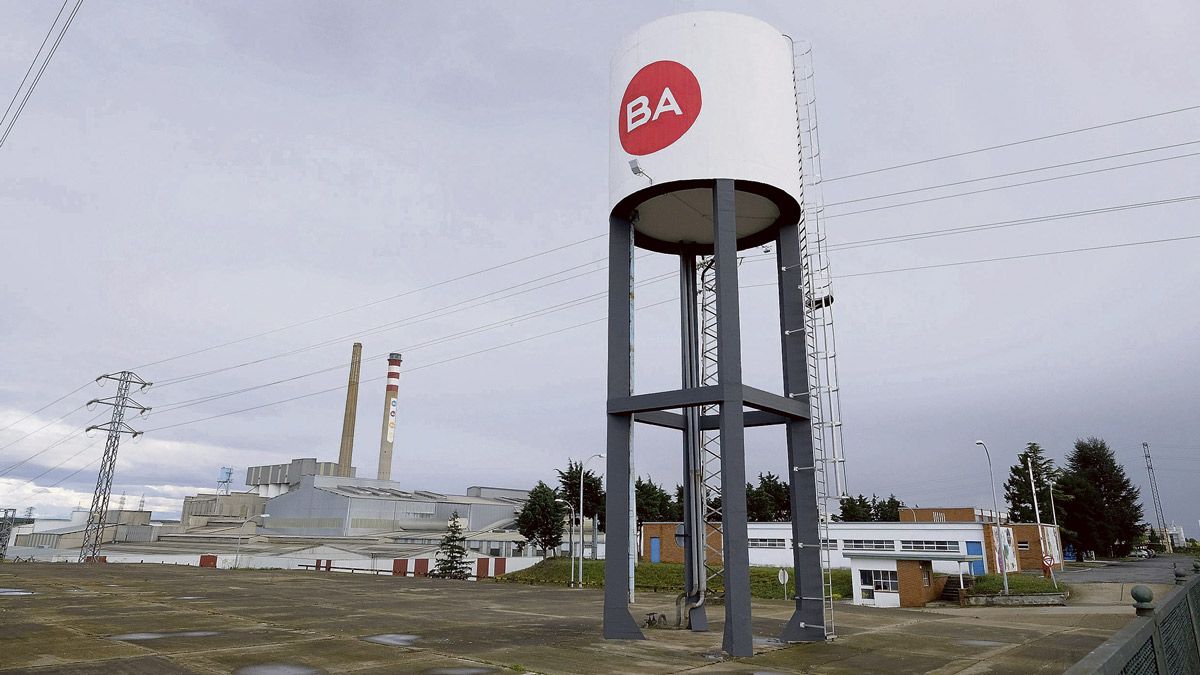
974;440;1009;595
234;513;268;569
555;499;576;587
580;453;605;588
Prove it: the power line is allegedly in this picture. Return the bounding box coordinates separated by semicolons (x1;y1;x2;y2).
147;197;1198;419
0;402;87;451
0;381;92;434
133;233;607;370
115;114;1200;374
151;190;1196;395
826;195;1200;252
0;0;84;151
8;439;101;489
824;151;1200;220
0;410;104;476
831;234;1200;279
0;0;69;129
825;139;1200;207
148;270;678;414
824;104;1200;182
142;297;678;433
149;251;646;389
142;229;1200;434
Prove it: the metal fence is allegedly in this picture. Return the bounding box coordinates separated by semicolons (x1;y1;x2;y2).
1067;564;1200;674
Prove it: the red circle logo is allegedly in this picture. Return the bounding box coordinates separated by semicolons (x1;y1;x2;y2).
619;61;702;156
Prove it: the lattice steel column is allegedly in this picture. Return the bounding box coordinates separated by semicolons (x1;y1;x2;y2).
79;371;150;563
0;508;15;562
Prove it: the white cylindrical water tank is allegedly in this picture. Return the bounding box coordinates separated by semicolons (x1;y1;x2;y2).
609;12;803;253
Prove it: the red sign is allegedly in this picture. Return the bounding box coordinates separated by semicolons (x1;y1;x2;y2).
619;60;702;156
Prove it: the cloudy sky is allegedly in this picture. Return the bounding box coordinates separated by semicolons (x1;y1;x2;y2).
1;1;1197;535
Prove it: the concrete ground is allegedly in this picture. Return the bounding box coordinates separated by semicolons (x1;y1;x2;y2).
1058;554;1193;585
0;564;1135;674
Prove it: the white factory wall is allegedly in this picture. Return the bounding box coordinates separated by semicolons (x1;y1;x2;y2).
744;521;989;574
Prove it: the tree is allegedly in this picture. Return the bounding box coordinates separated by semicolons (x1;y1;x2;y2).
1003;442;1060;523
635;476;676;523
557;459;606;531
742;473;790;522
871;494;905;522
834;494;873;522
515;481;566;557
1058;437;1144;559
430;511;471;579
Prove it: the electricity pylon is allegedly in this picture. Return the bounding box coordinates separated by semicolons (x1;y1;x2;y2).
78;371;150;562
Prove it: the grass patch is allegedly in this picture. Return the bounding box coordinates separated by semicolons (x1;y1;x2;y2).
496;558;851;600
968;572;1064;596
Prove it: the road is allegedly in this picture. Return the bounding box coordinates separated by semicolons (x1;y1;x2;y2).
1059;554;1194;584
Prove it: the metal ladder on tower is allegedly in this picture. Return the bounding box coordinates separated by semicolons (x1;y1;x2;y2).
698;258;724;597
790;38;849;639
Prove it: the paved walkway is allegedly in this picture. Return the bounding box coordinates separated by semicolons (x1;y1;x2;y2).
0;564;1134;674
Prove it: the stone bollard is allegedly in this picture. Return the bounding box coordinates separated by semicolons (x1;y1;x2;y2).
1193;559;1200;574
1131;585;1155;617
1176;563;1188;586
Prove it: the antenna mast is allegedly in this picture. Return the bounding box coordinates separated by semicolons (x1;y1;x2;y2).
1143;442;1172;554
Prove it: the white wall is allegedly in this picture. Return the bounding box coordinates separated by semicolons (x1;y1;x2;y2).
849;557;900;607
745;521;989;574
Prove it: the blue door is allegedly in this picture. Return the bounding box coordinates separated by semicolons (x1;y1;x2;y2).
650;537;661;563
966;541;985;575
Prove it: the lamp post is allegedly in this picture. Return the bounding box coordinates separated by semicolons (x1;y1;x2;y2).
234;513;268;569
974;440;1009;595
555;499;576;587
581;453;605;588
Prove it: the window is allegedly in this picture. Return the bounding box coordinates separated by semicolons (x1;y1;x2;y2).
748;538;786;549
1018;541;1030;551
859;569;898;592
820;538;837;550
843;539;894;551
932;511;947;523
922;567;931;587
900;540;959;552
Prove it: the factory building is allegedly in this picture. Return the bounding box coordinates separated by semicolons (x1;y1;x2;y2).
263;473;527;544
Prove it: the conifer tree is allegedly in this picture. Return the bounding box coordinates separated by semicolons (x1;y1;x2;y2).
430;511;471;579
1002;442;1060;523
1058;437;1143;559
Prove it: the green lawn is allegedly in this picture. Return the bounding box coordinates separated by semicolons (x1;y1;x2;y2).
968;572;1064;595
496;558;851;600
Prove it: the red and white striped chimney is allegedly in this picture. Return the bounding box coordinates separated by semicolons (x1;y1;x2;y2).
377;353;402;481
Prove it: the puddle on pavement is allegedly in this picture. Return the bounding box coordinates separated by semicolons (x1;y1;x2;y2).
233;665;324;675
363;633;420;647
956;639;1008;647
176;596;205;600
109;630;220;641
753;637;783;646
0;588;34;596
424;669;499;675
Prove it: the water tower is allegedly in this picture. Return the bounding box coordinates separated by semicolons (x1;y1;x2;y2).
602;12;827;655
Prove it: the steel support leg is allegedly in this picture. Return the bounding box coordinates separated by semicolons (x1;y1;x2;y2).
603;214;645;641
712;179;753;657
777;221;827;642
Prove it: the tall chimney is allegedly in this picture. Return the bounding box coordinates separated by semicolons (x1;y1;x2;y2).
377;352;403;481
336;342;363;478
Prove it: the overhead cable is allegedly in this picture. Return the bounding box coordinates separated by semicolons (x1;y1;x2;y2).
824;104;1200;182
